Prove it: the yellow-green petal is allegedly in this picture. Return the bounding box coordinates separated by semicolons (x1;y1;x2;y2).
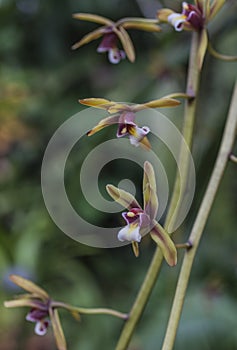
9;275;49;300
114;26;135;63
106;184;141;210
195;0;205;12
72;13;114;26
71;27;105;50
138;136;151;151
133;98;180;111
119;18;161;32
143;161;157;195
143;162;158;219
132;241;139;257
79;98;113;109
4;299;44;309
209;0;225;21
87;115;120;136
150;222;177;266
49;308;67;350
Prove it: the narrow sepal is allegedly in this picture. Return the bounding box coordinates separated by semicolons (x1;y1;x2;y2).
139;136;152;151
79;98;114;109
133;98;180;111
72;13;113;26
9;275;49;300
132;241;139;257
114;27;135;62
143;161;158;219
150;222;177;266
143;161;157;194
209;0;225;21
49;309;67;350
4;299;45;309
106;184;141;210
71;27;105;50
118;18;161;32
87;115;120;136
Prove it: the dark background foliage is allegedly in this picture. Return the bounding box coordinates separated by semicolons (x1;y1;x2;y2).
0;0;237;349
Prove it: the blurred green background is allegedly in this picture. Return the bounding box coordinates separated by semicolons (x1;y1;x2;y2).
0;0;237;349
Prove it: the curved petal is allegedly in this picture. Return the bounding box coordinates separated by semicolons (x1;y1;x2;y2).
49;308;67;350
106;184;141;210
143;161;157;195
150;222;177;266
72;13;114;26
114;26;135;62
71;27;105;50
87;115;120;136
8;275;49;300
143;162;158;219
143;184;158;220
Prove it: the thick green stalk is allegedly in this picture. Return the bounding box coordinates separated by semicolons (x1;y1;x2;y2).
161;80;237;350
115;32;201;350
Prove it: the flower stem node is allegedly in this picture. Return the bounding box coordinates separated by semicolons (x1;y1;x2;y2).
106;161;177;266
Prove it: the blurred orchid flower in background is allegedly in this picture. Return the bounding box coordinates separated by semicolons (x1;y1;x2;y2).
4;275;68;350
106;161;177;266
157;0;225;69
72;13;161;63
79;97;180;150
4;275;128;350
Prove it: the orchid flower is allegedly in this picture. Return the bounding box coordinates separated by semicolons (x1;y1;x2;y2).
106;161;177;266
72;13;161;63
4;275;128;350
79;97;180;150
4;275;68;350
157;0;226;69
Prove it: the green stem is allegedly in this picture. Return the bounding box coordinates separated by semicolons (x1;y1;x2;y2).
52;301;128;319
161;80;237;350
208;42;237;62
115;32;201;350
